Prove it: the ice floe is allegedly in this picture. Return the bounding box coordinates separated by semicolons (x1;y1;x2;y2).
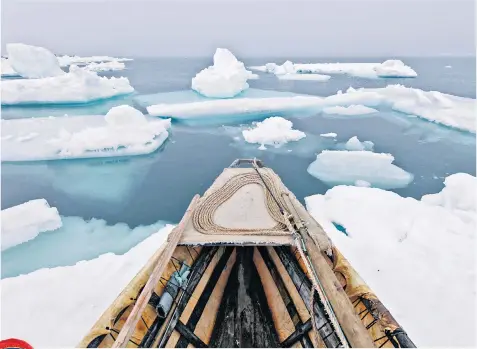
1;224;174;347
1;65;134;105
242;116;306;149
307;150;413;189
57;55;132;67
1;106;171;161
320;132;337;138
1;199;62;251
191;48;257;98
81;60;126;72
251;59;417;79
7;43;65;78
322;104;378;116
305;174;476;346
342;136;374;151
277;73;331;81
1;57;20;77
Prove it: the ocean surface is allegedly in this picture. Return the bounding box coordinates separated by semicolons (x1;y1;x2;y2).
2;56;475;278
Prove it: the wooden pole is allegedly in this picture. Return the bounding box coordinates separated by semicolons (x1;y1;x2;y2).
112;195;200;348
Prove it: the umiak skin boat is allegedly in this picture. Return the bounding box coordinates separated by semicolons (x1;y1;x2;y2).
79;159;415;348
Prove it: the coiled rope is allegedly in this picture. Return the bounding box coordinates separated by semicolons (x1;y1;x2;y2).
192;170;290;235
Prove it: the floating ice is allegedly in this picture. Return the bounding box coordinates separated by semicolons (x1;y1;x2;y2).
1;58;20;77
374;60;418;78
1;65;134;105
342;136;374;151
1;225;174;347
7;43;65;78
322;85;476;133
81;61;126;72
262;61;296;75
277;73;331;81
57;55;132;67
242;117;306;149
1;199;62;251
191;48;256;98
1;106;171;161
322;104;378;116
305;174;476;346
307;150;413;189
320;132;337;138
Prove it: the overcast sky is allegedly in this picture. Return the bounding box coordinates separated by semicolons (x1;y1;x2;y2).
1;0;475;57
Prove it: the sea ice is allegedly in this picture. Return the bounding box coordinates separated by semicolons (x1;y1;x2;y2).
1;57;20;77
373;59;418;78
320;132;337;138
1;65;134;105
277;73;331;81
1;199;62;251
1;106;171;161
191;48;256;98
342;136;374;151
242;117;306;149
7;43;65;78
305;174;476;346
307;150;413;189
57;55;132;67
81;61;126;72
322;104;378;116
1;225;174;347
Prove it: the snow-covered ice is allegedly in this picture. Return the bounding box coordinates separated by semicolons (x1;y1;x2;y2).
7;43;65;78
81;61;126;72
1;224;174;347
341;136;374;151
307;150;413;189
277;73;331;81
1;57;20;77
320;132;337;138
1;199;62;251
1;106;171;161
242;116;306;149
322;104;378;116
57;55;132;67
1;65;134;105
191;48;256;98
305;174;476;346
373;60;418;78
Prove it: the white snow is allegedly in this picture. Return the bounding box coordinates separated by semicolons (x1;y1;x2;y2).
242;117;306;149
1;224;174;347
57;55;132;67
322;104;378;116
307;150;413;189
305;174;476;346
322;85;476;133
1;57;20;77
253;60;417;79
1;106;171;161
277;73;331;81
1;199;62;251
1;65;134;105
191;48;256;98
81;61;126;72
7;43;65;78
147;96;323;119
320;132;337;138
344;136;374;151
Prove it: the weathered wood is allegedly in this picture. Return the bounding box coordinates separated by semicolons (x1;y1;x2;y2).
175;321;208;348
112;195;200;348
282;319;313;348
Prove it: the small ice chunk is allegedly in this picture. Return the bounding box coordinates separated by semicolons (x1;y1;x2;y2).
445;65;452;68
242;116;306;148
344;136;374;151
374;60;417;78
307;150;413;189
191;48;254;98
81;61;126;72
277;73;331;81
57;55;132;67
322;105;378;116
320;132;337;138
1;199;62;251
104;105;147;126
7;43;65;78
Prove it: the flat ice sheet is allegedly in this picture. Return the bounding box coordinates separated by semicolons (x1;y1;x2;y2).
277;73;331;81
1;113;171;161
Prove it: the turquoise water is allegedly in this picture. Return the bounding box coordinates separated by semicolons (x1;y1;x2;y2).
1;56;475;278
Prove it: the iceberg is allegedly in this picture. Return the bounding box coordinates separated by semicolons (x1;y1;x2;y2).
341;136;374;151
1;106;171;161
305;174;476;346
1;199;62;251
242;116;306;149
322;104;378;116
1;57;20;77
57;55;132;67
1;225;174;347
277;73;331;81
7;43;65;78
307;150;413;189
1;65;134;105
81;60;126;72
191;48;256;98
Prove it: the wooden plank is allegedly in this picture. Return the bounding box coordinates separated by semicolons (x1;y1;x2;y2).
112;195;201;348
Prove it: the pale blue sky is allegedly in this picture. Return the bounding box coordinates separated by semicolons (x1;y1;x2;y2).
1;0;475;57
